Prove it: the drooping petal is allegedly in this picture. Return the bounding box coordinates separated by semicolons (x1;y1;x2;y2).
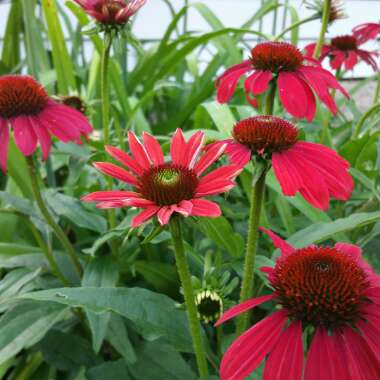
272;151;304;197
28;116;51;160
0;120;9;172
225;141;252;167
190;199;221;218
11;116;38;156
142;132;164;165
193;142;227;175
157;206;175;225
259;227;295;257
170;128;186;165
278;72;310;120
244;70;273;96
357;318;380;359
105;145;144;175
334;242;362;261
93;162;138;186
345;51;359;70
263;321;303;380
131;206;160;228
215;294;276;327
220;310;288;380
216;61;252;103
128;131;151;169
330;51;346;70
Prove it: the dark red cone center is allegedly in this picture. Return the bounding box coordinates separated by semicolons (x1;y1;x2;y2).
95;0;125;23
250;42;304;72
0;75;49;119
271;246;368;329
137;164;198;206
233;116;298;155
331;35;358;51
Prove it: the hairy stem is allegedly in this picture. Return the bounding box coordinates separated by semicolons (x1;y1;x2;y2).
313;0;331;58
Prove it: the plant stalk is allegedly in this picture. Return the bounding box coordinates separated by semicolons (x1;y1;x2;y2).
26;156;82;276
374;71;380;105
313;0;331;58
274;15;319;41
169;217;208;379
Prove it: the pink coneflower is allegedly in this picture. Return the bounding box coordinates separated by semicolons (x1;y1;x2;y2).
82;129;241;227
73;0;146;25
215;115;353;210
0;75;93;172
216;41;349;122
353;22;380;44
305;34;378;71
216;228;380;380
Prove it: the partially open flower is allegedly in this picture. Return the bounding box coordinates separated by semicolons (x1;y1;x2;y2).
305;33;378;71
214;115;353;210
0;75;93;172
59;95;87;115
305;0;346;25
73;0;146;26
216;41;349;121
195;289;224;324
82;130;241;227
215;228;380;380
353;22;380;44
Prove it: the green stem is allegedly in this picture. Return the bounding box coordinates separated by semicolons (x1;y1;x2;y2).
169;217;208;379
14;352;43;380
26;157;82;276
313;0;331;58
265;82;276;115
374;71;380;105
274;15;319;41
236;170;267;335
353;102;380;139
101;32;113;145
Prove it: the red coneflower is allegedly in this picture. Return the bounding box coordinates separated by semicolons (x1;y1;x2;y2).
73;0;146;25
216;228;380;380
305;34;378;71
216;41;349;122
215;115;353;210
353;22;380;44
82;129;241;227
0;75;93;172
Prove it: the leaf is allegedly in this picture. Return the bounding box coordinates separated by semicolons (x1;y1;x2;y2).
287;212;380;249
201;101;236;135
38;330;101;370
20;287;194;352
82;257;119;353
44;190;107;233
87;360;131;380
128;341;197;380
106;314;136;365
0;301;68;366
196;217;245;258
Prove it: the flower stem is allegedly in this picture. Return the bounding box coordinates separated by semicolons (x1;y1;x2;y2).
274;15;319;41
101;31;118;255
26;156;82;277
265;81;276;115
313;0;331;58
236;169;267;335
169;217;208;379
374;71;380;105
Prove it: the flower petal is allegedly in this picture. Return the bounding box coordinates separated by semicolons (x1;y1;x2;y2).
225;141;252;167
93;162;138;186
259;227;295;256
215;293;276;327
142;132;164;165
244;70;272;96
184;131;204;168
170;128;186;165
263;321;303;380
0;120;9;172
131;206;160;228
128;131;151;169
157;206;175;225
105;145;144;175
193;142;227;175
82;190;139;202
190;199;221;218
28;116;51;160
11;116;38;156
173;200;193;217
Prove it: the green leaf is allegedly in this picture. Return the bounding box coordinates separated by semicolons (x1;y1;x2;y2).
0;301;68;366
128;341;197;380
87;360;131;380
38;330;101;370
196;217;245;258
82;257;119;353
20;287;193;352
44;190;107;233
201;102;236;135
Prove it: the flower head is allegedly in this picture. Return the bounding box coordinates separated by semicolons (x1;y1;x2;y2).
74;0;146;26
195;289;224;324
216;41;349;122
305;0;346;25
215;115;353;210
82;129;241;227
353;22;380;44
216;228;380;380
305;33;378;71
0;75;93;172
